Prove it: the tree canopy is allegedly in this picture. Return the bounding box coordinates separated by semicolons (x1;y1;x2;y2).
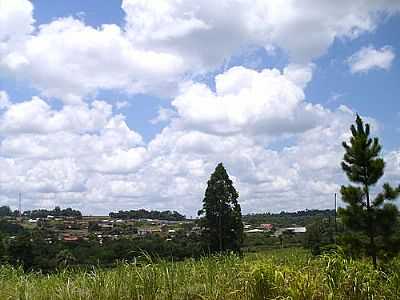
109;209;185;221
23;207;82;219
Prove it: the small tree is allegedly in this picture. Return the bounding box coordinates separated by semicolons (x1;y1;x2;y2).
339;115;400;267
198;163;243;253
56;249;76;268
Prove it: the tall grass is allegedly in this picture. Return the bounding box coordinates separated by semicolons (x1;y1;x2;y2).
0;248;399;299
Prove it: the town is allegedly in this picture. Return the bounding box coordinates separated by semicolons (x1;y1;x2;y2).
1;206;311;247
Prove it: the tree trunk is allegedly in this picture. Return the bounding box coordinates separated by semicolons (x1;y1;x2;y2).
218;200;222;252
365;183;377;268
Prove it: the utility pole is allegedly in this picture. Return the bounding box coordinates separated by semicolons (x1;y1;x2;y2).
18;192;22;217
334;193;337;242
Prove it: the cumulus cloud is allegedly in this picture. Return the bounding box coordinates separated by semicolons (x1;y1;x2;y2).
172;66;324;136
123;0;400;65
142;105;358;214
0;0;34;53
348;45;396;73
0;95;147;210
115;101;130;110
0;90;398;215
0;97;113;134
90;148;148;174
150;107;177;124
1;17;186;102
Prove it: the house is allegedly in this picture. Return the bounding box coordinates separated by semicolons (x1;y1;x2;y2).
98;223;113;229
245;229;264;233
137;228;152;236
260;223;273;230
63;234;79;242
284;227;307;233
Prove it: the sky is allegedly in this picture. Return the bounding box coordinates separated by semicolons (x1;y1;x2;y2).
0;0;400;216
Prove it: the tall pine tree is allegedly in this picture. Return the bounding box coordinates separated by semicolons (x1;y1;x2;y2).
198;163;243;253
339;115;400;267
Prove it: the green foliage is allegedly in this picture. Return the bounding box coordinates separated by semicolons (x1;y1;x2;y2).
339;115;400;267
7;232;35;270
243;209;335;227
305;217;337;255
0;233;6;263
0;205;19;217
0;205;12;217
23;206;82;218
198;163;244;253
0;219;25;235
0;227;207;272
56;249;77;268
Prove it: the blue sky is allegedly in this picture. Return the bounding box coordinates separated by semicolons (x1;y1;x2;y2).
0;0;399;215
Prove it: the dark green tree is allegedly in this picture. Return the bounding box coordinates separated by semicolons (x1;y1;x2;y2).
8;232;34;270
339;115;400;267
198;163;243;253
56;249;77;268
0;206;12;217
0;233;6;263
305;218;336;255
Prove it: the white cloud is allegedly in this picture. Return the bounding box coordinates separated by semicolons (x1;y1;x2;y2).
0;0;34;54
0;96;146;196
150;107;177;124
141;105;356;214
115;100;130;110
0;90;397;215
172;66;324;136
1;17;186;102
0;97;113;134
90;148;148;174
123;0;400;65
348;45;396;73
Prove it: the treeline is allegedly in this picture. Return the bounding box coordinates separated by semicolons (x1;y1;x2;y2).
0;206;20;217
0;206;82;218
23;207;82;218
243;209;335;227
109;209;186;221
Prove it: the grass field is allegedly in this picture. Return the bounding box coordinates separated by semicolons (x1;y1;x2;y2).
1;248;400;300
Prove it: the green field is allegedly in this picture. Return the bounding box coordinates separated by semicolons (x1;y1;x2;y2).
1;248;400;300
